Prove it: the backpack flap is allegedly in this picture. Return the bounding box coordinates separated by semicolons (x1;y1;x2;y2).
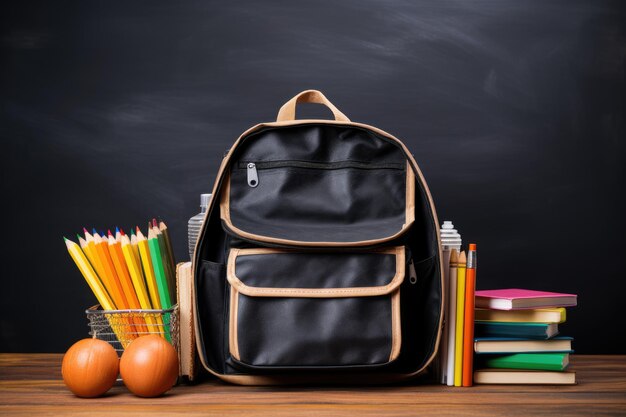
226;247;405;370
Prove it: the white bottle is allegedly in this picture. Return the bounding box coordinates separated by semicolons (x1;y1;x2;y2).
188;193;211;260
440;220;462;251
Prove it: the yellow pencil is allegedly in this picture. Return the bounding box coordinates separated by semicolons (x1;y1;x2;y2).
65;237;114;310
121;234;161;333
454;251;467;387
121;234;151;309
65;237;128;343
130;230;142;272
136;227;161;310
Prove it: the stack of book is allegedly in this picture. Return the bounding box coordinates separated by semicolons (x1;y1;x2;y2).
472;289;578;385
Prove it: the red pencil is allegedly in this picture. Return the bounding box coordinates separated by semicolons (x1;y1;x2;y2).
462;243;477;387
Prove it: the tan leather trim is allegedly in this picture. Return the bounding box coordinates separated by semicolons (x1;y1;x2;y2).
222;212;413;247
389;289;401;362
219;171;232;227
193;117;444;381
276;90;351;123
228;286;240;361
405;161;416;225
213;372;418;386
226;247;405;298
219;157;415;248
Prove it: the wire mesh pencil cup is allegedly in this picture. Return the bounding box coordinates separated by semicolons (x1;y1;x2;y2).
86;304;179;355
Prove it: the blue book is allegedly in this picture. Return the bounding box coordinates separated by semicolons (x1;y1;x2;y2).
475;321;559;339
474;336;573;354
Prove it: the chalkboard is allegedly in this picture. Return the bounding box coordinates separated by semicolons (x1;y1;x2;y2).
1;0;624;354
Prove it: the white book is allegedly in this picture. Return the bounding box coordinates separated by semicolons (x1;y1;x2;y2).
474;369;576;385
445;257;458;386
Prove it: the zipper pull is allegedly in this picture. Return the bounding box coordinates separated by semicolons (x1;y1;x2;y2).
408;259;418;284
247;162;258;187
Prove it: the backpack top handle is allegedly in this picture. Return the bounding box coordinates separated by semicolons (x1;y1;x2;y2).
276;90;351;123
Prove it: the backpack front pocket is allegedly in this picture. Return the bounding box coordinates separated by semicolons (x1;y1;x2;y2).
226;247;405;368
220;158;415;246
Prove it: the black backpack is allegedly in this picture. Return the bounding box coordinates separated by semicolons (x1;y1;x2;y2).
193;90;443;384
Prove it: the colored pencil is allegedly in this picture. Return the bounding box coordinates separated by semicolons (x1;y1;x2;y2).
82;229;105;278
462;244;477;387
77;234;103;279
65;237;127;343
153;221;176;300
107;232;140;308
65;238;115;310
136;227;161;309
120;234;161;333
107;232;147;334
158;219;177;306
129;229;142;273
454;250;467;387
148;228;172;309
92;231;129;309
120;234;151;309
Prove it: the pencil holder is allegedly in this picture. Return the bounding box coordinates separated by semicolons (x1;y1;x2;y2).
85;304;179;354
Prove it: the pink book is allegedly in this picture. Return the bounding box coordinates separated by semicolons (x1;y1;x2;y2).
475;289;578;310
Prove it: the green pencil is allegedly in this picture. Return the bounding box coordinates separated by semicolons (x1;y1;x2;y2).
159;219;177;296
153;220;176;300
147;228;171;309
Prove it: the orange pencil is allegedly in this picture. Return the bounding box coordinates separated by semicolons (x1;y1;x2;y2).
462;243;477;387
107;230;139;308
82;229;105;277
93;231;129;309
108;231;147;335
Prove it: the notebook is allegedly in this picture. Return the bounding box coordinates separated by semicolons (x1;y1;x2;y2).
474;369;576;385
478;353;569;371
474;322;559;339
474;308;566;323
475;288;577;310
176;262;196;381
474;336;573;354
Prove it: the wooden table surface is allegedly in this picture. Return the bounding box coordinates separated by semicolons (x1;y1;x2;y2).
1;354;625;416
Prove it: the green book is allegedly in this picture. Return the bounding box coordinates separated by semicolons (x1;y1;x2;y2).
480;353;569;371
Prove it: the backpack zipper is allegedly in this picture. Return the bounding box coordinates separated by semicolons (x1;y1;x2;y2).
408;259;418;284
241;160;405;188
246;163;259;188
